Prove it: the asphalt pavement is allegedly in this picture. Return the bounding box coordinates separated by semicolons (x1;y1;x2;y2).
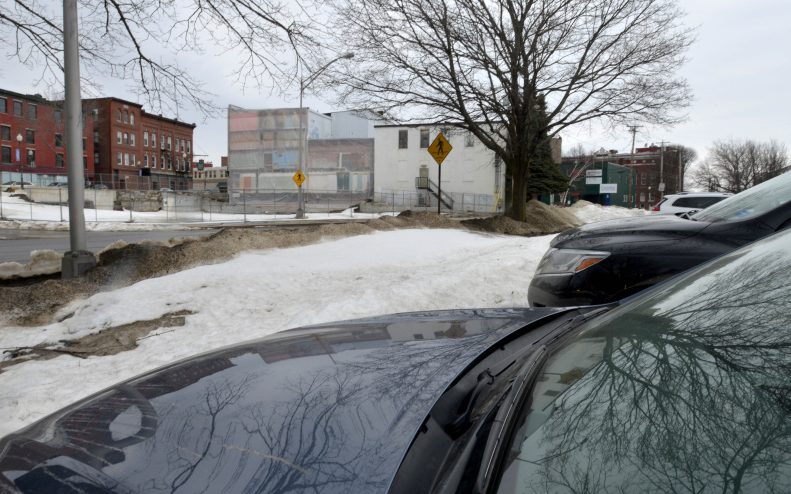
0;229;220;264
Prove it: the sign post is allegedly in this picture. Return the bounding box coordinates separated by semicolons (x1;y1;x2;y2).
293;170;306;218
427;132;453;214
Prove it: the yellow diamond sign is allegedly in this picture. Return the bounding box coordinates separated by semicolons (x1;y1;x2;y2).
428;132;452;166
292;170;306;187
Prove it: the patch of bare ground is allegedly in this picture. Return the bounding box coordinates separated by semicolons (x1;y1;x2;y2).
462;200;581;235
0;310;193;372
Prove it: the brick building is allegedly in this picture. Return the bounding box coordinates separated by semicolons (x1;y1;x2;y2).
563;144;683;208
0;89;95;184
84;98;196;190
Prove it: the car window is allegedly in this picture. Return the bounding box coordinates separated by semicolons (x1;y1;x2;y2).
673;196;725;209
495;229;791;493
692;172;791;222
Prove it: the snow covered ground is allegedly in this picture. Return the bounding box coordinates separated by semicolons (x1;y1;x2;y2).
0;190;385;231
0;197;646;437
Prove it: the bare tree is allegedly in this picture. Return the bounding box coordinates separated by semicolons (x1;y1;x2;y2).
0;0;321;115
675;145;697;191
692;139;789;193
330;0;694;220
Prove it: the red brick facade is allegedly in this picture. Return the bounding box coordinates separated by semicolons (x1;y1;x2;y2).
0;90;195;189
84;97;196;189
0;89;95;179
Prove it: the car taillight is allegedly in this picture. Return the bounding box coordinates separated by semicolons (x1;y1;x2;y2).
651;205;661;211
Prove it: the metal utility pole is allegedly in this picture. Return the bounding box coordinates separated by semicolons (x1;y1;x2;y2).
627;125;640;209
658;140;669;199
61;0;96;278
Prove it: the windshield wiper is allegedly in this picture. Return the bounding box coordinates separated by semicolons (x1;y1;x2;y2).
472;306;610;492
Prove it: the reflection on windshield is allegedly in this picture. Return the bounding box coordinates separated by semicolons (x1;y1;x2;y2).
496;230;791;493
692;171;791;222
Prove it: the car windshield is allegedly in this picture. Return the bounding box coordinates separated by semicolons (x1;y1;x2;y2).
691;171;791;222
495;229;791;493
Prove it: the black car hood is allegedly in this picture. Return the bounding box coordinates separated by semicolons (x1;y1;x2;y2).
552;214;709;249
0;308;567;494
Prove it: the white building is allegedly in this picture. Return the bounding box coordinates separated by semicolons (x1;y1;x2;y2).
374;124;504;211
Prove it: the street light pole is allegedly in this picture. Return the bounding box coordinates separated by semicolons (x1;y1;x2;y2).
61;0;96;278
297;52;354;219
16;133;23;189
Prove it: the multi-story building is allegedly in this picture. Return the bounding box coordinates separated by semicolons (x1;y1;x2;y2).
563;144;683;209
374;124;561;212
0;90;195;190
0;89;95;184
227;106;377;206
84;98;196;190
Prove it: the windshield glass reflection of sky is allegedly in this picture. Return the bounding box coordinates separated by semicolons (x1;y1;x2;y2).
692;171;791;222
497;230;791;493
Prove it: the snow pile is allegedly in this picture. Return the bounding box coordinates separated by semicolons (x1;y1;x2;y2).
0;250;62;279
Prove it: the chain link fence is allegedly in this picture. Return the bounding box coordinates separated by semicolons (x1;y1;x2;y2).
2;171;502;223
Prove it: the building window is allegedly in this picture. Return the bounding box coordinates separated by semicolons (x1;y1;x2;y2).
131;154;136;166
124;153;129;166
94;152;99;164
167;136;172;151
167;156;172;170
130;133;136;146
641;174;646;185
143;131;148;147
1;146;10;163
54;110;62;123
123;132;129;145
123;110;129;124
186;140;191;153
0;125;9;141
116;109;121;121
144;154;148;168
117;152;122;165
28;104;37;119
26;149;35;165
25;129;35;144
151;133;156;148
55;133;63;147
398;129;408;149
152;155;157;168
419;129;429;148
129;113;135;125
465;131;475;147
0;98;6;113
83;156;87;169
13;101;23;116
56;153;64;168
117;131;122;144
82;137;86;151
94;131;99;144
161;135;165;150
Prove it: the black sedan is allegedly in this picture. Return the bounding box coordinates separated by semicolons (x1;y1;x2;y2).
2;229;791;493
528;170;791;307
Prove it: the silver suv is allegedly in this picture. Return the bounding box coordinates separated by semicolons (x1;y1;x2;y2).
651;192;732;215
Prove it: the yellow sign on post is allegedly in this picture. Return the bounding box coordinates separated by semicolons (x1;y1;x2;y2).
428;132;452;165
292;170;306;187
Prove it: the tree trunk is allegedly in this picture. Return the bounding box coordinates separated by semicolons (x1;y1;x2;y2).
508;167;529;222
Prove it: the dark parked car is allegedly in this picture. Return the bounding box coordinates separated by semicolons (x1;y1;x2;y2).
2;229;791;493
529;170;791;307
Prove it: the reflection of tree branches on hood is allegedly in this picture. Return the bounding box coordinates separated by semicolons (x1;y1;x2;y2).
515;249;791;493
239;367;382;493
166;376;251;493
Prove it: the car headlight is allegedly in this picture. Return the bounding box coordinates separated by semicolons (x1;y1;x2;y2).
535;248;610;275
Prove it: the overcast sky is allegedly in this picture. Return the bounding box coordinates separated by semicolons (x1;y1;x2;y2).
2;0;790;167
